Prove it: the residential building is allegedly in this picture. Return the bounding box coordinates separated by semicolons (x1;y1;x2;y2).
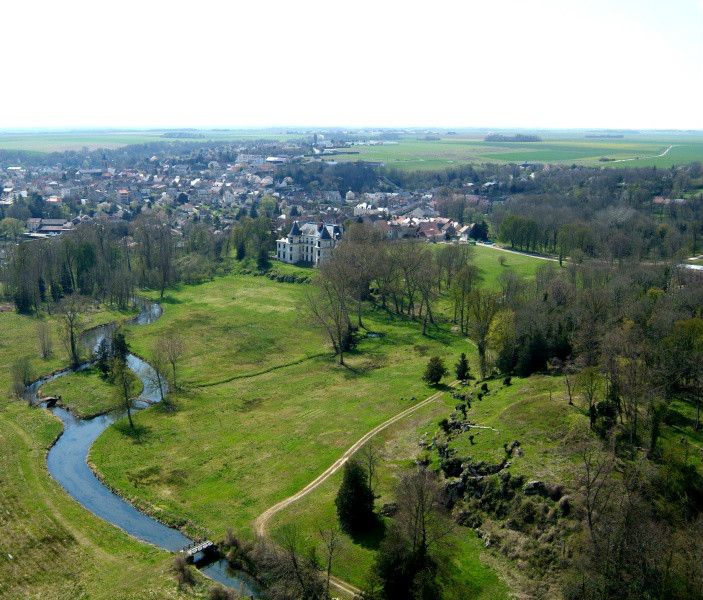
276;221;344;265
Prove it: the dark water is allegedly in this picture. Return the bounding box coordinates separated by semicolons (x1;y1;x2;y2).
31;298;258;595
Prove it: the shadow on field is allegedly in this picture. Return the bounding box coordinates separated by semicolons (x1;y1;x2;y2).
158;294;183;304
350;516;386;550
114;421;151;443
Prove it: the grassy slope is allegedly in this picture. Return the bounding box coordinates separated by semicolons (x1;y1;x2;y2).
268;377;510;598
87;253;543;596
0;306;199;599
92;277;472;534
42;367;125;418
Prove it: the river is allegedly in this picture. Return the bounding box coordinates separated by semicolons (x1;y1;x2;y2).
25;298;259;596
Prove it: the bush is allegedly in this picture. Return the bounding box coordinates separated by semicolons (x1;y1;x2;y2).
171;555;194;587
423;356;448;385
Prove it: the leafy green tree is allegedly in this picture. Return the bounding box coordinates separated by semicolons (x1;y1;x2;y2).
0;217;24;241
335;459;375;533
454;353;470;380
423;356;448;385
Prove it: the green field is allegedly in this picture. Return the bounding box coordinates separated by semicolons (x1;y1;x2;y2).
43;366;137;418
0;247;562;598
1;129;700;168
0;130;301;153
0;306;199;599
326;132;702;170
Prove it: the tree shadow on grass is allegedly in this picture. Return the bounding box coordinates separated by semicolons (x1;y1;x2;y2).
349;515;386;550
113;420;151;443
158;294;183;304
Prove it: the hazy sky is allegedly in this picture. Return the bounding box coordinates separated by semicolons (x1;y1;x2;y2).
2;0;701;130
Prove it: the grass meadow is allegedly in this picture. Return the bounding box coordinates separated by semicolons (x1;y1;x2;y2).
0;305;198;599
325;133;702;170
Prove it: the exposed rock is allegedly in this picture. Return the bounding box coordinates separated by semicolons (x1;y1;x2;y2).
523;481;544;496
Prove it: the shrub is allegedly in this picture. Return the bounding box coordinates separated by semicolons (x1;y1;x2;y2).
423;356;448;385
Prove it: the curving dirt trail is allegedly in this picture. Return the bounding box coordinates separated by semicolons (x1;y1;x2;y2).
253;381;460;595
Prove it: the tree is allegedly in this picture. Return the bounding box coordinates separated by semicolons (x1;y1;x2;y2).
37;321;53;359
335;459;375;533
305;258;353;365
468;288;500;380
57;293;85;367
161;333;185;389
373;468;452;599
318;523;342;598
423;356;448;386
0;217;24;242
10;356;35;399
148;343;170;404
111;358;138;428
454;352;470;381
358;439;381;493
577;366;601;430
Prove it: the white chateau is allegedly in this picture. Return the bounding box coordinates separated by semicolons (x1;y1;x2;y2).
276;221;344;265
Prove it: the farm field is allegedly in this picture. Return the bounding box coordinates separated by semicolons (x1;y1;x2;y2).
0;306;197;599
325;132;702;170
0;129;301;153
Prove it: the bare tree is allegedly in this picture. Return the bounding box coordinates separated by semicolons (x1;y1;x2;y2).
549;357;576;405
358;439;382;494
578;446;616;546
10;356;35;399
37;321;53;359
148;343;170;404
252;526;325;600
395;467;454;561
305;271;351;366
468;287;500;380
161;333;185;389
318;523;341;598
112;358;138;428
577;366;601;429
57;293;86;367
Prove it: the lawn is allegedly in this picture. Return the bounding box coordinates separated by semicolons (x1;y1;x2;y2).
471;244;551;287
0;305;199;599
42;366;133;418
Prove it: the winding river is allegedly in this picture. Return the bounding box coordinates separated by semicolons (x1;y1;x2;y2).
25;299;259;596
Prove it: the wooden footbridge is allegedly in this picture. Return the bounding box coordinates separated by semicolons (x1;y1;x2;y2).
181;539;215;561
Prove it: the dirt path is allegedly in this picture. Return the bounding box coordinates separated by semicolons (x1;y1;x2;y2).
253;381;458;537
253;381;459;596
477;242;559;262
611;145;675;163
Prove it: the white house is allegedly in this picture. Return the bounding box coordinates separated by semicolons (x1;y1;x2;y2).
276;221;344;265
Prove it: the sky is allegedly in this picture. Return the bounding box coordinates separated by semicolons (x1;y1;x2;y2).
1;0;701;130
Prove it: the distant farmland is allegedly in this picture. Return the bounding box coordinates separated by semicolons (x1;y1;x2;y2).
325;133;702;170
0;130;300;153
0;129;700;168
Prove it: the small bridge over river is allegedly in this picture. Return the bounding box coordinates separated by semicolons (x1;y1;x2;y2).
181;539;215;561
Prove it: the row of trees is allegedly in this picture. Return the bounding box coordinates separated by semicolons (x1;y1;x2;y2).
0;214;232;313
305;225;478;364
